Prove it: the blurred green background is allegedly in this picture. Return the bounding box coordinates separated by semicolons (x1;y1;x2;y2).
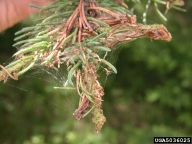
0;1;191;144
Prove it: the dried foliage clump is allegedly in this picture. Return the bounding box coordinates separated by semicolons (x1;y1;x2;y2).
0;0;185;132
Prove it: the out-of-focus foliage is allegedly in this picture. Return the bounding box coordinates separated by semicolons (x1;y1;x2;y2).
0;0;191;144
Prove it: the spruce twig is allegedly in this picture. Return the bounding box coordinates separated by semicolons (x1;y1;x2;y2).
0;0;183;132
